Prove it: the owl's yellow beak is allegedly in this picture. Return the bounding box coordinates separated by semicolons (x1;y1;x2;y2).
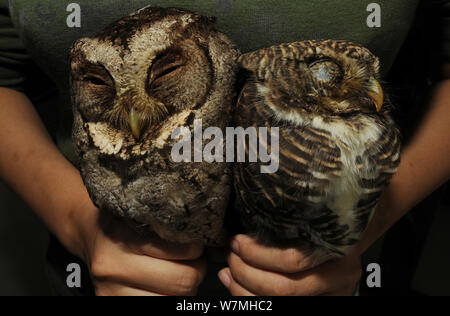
367;77;384;112
129;108;143;139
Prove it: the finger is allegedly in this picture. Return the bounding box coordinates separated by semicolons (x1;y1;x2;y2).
91;244;207;296
103;217;204;261
118;256;206;296
228;252;343;296
231;235;330;274
218;268;256;296
131;235;205;261
95;282;167;296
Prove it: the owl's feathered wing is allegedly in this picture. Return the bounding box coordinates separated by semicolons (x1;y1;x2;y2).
233;40;401;259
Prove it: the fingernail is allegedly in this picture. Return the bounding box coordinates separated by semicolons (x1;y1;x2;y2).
218;270;231;288
231;239;240;254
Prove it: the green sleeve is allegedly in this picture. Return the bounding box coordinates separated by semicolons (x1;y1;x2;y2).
0;0;30;91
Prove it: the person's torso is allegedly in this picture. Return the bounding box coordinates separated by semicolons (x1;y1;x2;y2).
8;0;420;159
10;0;421;79
5;0;422;296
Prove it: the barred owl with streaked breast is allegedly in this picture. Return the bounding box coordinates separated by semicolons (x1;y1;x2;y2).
234;40;401;263
70;6;240;246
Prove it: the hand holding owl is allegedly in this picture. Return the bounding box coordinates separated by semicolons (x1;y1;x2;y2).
71;196;207;296
219;234;363;296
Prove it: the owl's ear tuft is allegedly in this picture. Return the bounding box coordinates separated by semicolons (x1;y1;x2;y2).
69;37;93;58
69;37;95;76
71;37;92;49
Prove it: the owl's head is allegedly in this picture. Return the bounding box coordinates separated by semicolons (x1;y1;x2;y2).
239;40;385;120
70;7;226;140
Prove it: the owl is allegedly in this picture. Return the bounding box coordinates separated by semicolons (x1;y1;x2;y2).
233;40;401;262
69;6;240;245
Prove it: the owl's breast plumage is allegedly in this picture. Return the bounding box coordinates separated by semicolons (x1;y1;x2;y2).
74;106;233;245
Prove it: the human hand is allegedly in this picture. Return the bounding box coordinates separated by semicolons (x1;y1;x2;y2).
72;200;207;296
218;235;362;296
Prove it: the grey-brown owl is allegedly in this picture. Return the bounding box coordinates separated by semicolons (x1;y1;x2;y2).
234;40;400;262
70;6;240;245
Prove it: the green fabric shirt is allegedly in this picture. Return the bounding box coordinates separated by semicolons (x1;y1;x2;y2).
1;0;450;161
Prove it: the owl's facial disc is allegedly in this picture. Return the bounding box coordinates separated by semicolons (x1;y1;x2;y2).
121;50;187;140
72;33;212;141
114;50;187;140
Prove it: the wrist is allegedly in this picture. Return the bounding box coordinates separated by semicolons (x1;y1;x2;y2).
43;159;98;261
38;160;98;261
61;190;99;262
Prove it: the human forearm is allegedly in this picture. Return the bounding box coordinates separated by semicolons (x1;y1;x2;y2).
0;87;90;256
357;78;450;254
